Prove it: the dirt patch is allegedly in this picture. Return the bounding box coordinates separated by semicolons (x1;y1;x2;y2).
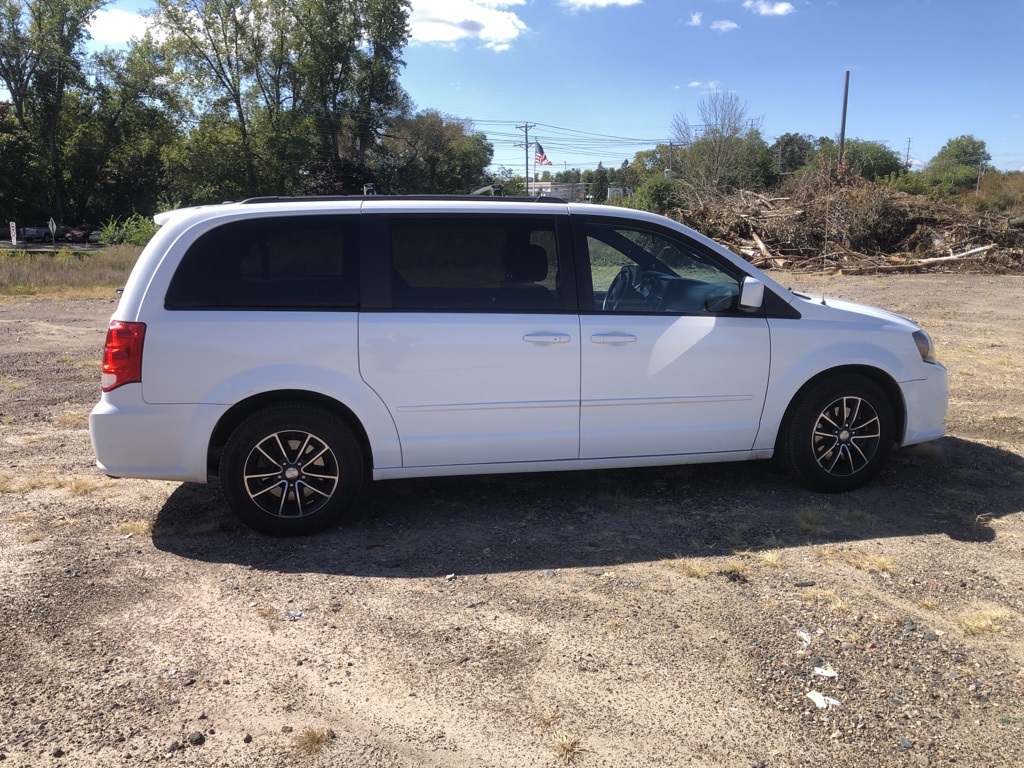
1;278;1023;767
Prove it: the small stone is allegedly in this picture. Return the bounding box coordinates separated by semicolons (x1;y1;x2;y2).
543;569;555;578
187;731;205;747
794;580;816;588
167;741;182;752
841;642;856;650
923;631;939;642
899;737;914;750
583;567;605;576
243;734;252;744
281;726;293;734
326;729;337;740
51;747;65;758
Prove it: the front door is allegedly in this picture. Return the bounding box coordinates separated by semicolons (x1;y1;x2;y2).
576;217;770;459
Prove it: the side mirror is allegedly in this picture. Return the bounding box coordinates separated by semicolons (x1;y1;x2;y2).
737;276;764;312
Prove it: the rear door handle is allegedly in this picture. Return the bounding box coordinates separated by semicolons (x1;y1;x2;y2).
591;333;637;345
524;333;571;345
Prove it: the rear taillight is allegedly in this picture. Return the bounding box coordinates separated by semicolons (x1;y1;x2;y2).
101;320;146;392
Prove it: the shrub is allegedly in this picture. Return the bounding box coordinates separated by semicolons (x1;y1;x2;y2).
98;214;159;246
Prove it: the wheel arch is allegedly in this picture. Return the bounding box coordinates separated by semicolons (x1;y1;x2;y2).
776;365;906;450
207;390;373;478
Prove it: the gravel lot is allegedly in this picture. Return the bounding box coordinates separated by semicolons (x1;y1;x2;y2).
1;274;1023;767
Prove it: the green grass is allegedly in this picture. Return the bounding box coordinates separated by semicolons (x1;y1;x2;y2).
0;245;141;296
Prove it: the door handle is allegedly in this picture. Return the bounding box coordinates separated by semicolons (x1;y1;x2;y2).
523;333;571;345
591;333;637;345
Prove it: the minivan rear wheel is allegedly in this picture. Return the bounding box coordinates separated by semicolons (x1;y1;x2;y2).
777;374;895;493
220;404;364;535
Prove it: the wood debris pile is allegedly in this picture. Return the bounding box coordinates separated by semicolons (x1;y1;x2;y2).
667;176;1024;275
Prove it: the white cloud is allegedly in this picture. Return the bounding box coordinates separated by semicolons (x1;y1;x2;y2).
410;0;528;51
742;1;795;16
687;12;702;26
710;19;739;32
88;8;151;45
561;0;643;9
688;80;721;89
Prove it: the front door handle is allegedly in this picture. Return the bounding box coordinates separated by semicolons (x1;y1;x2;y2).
591;333;637;345
524;333;571;345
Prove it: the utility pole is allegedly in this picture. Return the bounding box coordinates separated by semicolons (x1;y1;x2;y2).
515;123;536;195
838;70;850;164
904;137;913;168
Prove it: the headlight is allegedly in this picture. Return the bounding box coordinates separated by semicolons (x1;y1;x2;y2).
913;330;937;364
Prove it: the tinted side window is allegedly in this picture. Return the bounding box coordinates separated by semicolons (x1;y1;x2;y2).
389;216;561;311
165;215;358;309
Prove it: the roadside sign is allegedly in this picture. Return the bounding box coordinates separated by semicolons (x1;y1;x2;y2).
8;221;15;246
48;217;57;237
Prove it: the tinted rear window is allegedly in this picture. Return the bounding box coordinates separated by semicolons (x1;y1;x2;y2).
165;215;358;309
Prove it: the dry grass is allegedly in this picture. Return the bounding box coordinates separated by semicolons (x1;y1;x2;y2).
550;732;587;764
0;245;140;296
24;531;44;543
117;520;154;537
844;553;896;574
0;472;14;493
294;727;334;755
795;504;828;532
757;550;784;568
958;609;1016;636
660;557;712;578
539;709;563;728
54;410;89;429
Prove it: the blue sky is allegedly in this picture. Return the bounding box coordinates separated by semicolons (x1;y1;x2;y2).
85;0;1024;174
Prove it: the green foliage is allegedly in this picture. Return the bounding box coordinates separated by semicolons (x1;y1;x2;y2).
625;176;677;214
98;214;159;246
770;133;815;175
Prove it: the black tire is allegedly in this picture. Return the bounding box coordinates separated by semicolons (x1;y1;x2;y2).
220;404;364;535
777;374;895;493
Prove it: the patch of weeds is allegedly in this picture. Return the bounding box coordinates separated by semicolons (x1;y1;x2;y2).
294;727;334;755
757;550;784;568
117;520;154;537
660;557;711;578
803;587;838;602
716;560;749;579
0;377;29;392
539;709;563;728
604;619;623;631
918;597;939;610
795;504;828;533
24;531;44;543
844;553;895;574
8;511;37;523
835;507;878;530
49;516;79;528
0;472;14;493
999;712;1024;724
550;732;587;764
958;609;1016;636
67;477;103;495
54;410;89;429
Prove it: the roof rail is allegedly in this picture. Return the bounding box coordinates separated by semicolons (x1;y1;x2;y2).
238;194;567;205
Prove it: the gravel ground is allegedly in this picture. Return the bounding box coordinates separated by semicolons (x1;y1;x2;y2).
1;274;1023;767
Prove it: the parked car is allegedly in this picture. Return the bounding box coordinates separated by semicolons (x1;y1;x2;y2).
65;225;94;243
90;195;948;535
19;224;68;242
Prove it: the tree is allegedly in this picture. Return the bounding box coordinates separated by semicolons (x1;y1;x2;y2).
375;110;492;194
670;90;773;191
801;138;903;182
928;135;991;174
770;133;814;175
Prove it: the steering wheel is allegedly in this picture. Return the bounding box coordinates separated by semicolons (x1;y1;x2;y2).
603;265;640;311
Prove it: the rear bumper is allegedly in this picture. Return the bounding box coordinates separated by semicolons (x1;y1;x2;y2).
89;385;224;482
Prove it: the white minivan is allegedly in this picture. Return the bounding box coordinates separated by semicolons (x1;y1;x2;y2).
90;196;947;535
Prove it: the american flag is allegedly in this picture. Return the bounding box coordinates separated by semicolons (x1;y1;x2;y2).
535;142;553;166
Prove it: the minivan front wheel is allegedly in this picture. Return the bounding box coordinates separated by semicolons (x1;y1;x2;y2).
220;405;364;535
778;374;895;493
